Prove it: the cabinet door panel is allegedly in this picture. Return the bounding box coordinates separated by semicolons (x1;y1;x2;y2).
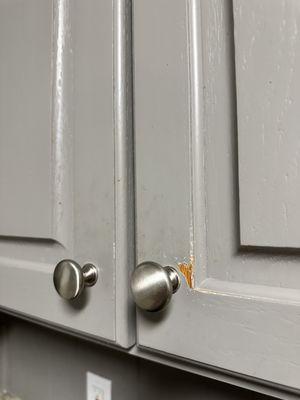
134;0;300;389
0;0;134;348
0;0;53;238
236;0;300;248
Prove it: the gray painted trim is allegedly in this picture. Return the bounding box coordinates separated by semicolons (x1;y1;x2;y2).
186;0;208;285
0;308;298;400
0;324;8;392
52;0;74;250
113;0;136;348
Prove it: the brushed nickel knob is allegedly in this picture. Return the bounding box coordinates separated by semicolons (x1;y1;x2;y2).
53;259;98;300
131;261;180;312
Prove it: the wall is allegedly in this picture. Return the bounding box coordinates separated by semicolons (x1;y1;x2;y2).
0;314;274;400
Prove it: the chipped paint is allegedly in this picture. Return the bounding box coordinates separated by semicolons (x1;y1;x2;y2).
178;257;195;289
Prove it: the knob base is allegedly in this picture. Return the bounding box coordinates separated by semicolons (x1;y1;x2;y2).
165;266;180;293
82;263;98;287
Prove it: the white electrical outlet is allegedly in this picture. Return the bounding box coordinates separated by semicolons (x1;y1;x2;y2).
87;372;112;400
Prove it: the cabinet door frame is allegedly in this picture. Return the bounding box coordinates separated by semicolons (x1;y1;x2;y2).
0;0;135;348
134;0;300;390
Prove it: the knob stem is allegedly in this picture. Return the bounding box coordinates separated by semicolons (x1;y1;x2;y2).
165;266;180;293
82;263;98;287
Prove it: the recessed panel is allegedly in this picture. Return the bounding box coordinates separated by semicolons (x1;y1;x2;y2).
0;0;53;238
235;0;300;248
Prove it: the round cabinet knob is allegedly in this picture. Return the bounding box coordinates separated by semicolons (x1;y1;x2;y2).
53;259;98;300
131;261;180;312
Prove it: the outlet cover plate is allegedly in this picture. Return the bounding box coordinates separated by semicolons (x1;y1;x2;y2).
87;372;112;400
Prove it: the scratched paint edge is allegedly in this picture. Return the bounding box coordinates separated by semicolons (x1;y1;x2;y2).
113;0;136;348
179;0;208;288
197;277;300;306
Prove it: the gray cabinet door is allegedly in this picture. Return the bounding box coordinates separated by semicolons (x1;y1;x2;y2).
134;0;300;388
0;0;134;348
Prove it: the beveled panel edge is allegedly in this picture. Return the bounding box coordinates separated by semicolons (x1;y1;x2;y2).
186;0;208;286
113;0;136;348
51;0;74;251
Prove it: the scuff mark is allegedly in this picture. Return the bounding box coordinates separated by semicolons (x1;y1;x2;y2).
178;257;195;289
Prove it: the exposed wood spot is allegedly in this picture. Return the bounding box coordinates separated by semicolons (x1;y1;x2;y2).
178;258;194;289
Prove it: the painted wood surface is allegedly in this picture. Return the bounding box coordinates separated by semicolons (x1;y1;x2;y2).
134;0;300;392
0;0;134;347
235;0;300;248
0;0;53;239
